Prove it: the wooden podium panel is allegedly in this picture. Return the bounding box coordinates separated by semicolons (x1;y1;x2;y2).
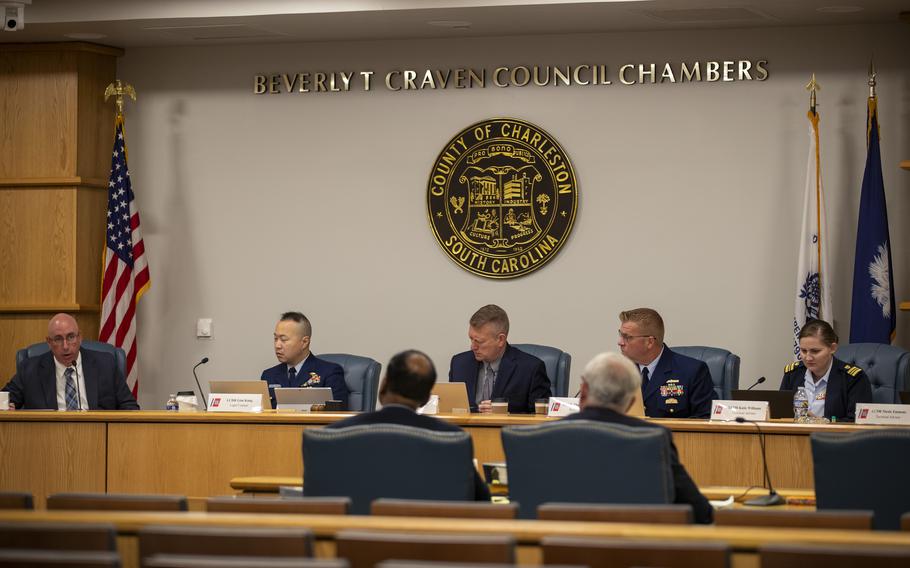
0;411;893;507
0;420;106;507
107;422;313;497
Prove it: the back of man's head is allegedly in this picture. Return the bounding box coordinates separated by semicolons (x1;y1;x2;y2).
581;352;640;412
383;350;437;406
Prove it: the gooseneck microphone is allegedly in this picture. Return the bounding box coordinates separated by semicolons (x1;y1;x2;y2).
192;357;210;410
745;376;766;390
735;416;785;506
71;363;84;411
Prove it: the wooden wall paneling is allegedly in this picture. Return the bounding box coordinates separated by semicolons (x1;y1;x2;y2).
0;186;76;305
674;430;767;488
0;313;50;378
0;49;78;179
0;421;106;508
75;187;107;306
76;50;118;181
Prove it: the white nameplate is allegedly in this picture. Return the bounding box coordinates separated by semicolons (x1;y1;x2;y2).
417;395;439;415
0;391;8;411
207;393;262;413
855;403;910;425
711;400;769;422
547;397;580;417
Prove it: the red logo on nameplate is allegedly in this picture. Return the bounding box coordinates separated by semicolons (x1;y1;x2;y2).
859;408;869;419
211;398;221;407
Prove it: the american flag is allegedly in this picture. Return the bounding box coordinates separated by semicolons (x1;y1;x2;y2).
100;117;150;396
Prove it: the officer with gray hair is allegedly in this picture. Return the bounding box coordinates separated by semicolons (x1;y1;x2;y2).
562;352;713;523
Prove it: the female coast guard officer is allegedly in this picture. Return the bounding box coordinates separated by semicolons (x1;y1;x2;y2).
780;319;873;422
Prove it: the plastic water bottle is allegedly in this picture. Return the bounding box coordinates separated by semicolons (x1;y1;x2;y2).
793;387;809;422
166;394;178;411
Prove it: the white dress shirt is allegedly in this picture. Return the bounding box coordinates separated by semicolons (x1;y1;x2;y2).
54;353;88;411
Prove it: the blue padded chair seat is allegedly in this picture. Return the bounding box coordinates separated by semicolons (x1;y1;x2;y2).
512;343;572;398
319;353;381;412
834;343;910;404
812;429;910;530
303;424;475;514
502;420;674;519
673;346;740;400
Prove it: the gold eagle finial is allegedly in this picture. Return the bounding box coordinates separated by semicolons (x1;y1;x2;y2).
104;80;137;117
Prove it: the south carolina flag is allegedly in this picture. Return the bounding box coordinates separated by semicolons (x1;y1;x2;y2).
793;108;832;358
849;94;895;343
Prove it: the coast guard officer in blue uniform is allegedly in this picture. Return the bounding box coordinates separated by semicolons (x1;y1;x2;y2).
618;308;715;418
260;311;349;409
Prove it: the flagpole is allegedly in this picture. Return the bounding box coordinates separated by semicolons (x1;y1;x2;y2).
806;74;824;319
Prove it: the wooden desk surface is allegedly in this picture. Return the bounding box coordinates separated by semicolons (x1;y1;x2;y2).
1;509;908;549
0;410;901;507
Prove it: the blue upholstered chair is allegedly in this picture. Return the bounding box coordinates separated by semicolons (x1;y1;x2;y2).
673;346;740;399
834;343;910;404
812;429;910;530
319;353;381;412
15;340;126;379
303;424;476;514
512;344;571;397
502;420;674;519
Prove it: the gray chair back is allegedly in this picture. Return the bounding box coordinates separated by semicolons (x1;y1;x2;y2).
834;343;910;404
502;420;674;519
319;353;381;412
16;340;127;379
673;346;740;399
512;343;571;397
303;424;476;514
812;429;910;530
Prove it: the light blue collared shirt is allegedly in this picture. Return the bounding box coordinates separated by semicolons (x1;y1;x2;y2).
803;360;832;417
639;346;665;384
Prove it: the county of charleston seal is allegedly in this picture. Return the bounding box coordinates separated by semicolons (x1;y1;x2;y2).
427;118;578;279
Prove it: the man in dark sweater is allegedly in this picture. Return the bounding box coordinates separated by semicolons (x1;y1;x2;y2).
563;351;713;523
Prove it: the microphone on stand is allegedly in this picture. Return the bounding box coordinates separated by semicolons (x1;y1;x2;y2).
70;364;84;411
193;357;209;410
745;376;766;390
736;416;785;506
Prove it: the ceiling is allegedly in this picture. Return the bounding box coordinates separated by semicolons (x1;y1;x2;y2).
1;0;907;47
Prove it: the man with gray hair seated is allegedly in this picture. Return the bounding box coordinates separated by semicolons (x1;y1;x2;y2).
563;351;713;524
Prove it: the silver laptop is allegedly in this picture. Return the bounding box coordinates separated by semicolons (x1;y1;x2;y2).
208;380;274;410
431;382;472;413
274;387;334;411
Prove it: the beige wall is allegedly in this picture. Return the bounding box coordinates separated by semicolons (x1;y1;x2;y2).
116;23;910;408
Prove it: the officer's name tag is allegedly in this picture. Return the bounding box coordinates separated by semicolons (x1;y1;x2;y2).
710;400;769;422
207;393;263;413
548;397;580;417
855;403;910;425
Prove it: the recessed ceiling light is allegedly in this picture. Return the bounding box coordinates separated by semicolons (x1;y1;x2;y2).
64;32;108;40
427;20;472;29
816;6;864;13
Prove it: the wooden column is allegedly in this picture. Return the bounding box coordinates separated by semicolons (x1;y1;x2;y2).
0;42;122;380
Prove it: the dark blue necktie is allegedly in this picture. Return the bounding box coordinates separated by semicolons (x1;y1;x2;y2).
640;367;650;392
288;366;297;385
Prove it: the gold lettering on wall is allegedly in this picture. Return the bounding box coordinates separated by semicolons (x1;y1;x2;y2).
251;60;769;94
